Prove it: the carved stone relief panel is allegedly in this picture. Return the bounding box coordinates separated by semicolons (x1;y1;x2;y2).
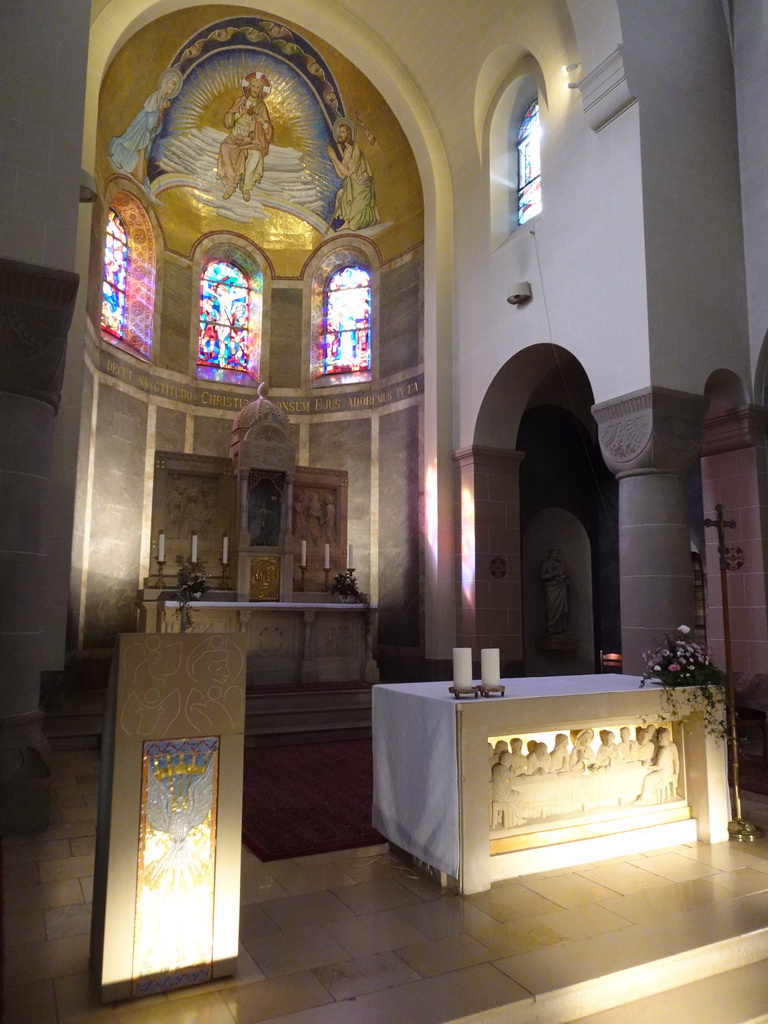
291;465;348;589
152;452;233;570
488;721;683;834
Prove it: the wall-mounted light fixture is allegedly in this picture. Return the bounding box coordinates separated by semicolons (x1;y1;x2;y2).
507;282;532;306
563;62;582;90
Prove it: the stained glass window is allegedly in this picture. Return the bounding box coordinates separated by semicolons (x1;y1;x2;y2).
517;101;541;225
320;266;371;378
102;209;129;340
198;260;261;382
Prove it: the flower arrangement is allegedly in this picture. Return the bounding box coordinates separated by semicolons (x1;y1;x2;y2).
175;558;208;632
640;625;726;737
330;569;366;602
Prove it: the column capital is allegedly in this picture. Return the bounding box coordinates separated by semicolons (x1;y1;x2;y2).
701;405;768;457
0;257;79;411
592;386;708;479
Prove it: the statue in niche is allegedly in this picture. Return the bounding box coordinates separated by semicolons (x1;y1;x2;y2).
635;728;679;804
248;476;282;547
323;493;337;541
306;491;323;544
540;548;569;635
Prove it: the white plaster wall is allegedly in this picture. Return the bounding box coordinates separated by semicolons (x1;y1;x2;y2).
619;0;750;396
734;0;768;392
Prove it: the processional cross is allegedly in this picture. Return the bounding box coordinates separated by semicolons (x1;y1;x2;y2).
703;504;763;840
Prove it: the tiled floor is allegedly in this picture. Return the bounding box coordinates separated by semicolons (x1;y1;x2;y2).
3;750;768;1023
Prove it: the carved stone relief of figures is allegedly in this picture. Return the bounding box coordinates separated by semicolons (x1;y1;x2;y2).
306;491;323;544
322;493;336;542
487;722;683;832
165;474;217;539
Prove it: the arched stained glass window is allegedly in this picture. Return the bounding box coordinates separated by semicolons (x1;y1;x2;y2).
101;209;129;340
198;260;262;383
318;266;371;379
517;100;541;225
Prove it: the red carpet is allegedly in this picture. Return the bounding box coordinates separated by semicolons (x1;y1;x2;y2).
241;738;383;861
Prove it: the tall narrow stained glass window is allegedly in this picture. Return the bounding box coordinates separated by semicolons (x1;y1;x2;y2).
102;209;129;340
318;266;371;379
517;101;541;225
198;260;261;383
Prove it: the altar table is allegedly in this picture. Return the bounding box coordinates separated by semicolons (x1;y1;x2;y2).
372;676;730;893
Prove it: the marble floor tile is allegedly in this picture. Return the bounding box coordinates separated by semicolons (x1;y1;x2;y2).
251;962;531;1024
4;906;47;944
575;859;675;895
239;900;284;941
3;877;85;912
532;902;633;940
495;925;668;995
39;854;95;884
396;894;498;940
239;871;291;905
262;858;357;894
4;932;91;983
79;876;94;902
327;852;406;884
468;914;567;958
2;838;73;864
331;878;424;915
313;949;421;1000
599;875;736;924
259;889;355;930
520;873;621;909
395;931;494;977
69;835;97;857
241;924;351;978
219;969;334;1023
2;859;40;887
673;841;768;871
45;901;94;940
636;850;723;882
1;978;58;1024
630;889;768;955
709;866;768;895
112;990;237;1024
325;908;429;956
465;881;563;922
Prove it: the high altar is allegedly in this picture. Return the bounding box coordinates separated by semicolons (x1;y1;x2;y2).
137;384;378;688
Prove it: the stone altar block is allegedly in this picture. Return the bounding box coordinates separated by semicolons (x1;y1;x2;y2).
90;633;246;1001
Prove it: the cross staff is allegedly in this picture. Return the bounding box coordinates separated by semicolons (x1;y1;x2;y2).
703;504;763;840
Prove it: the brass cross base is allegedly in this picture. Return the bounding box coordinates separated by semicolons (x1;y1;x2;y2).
728;817;765;842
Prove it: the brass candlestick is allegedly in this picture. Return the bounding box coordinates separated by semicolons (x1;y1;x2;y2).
155;558;167;589
298;564;307;592
704;503;763;841
323;567;330;592
219;560;231;591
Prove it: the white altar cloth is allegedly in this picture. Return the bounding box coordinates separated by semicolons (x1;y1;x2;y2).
372;675;729;892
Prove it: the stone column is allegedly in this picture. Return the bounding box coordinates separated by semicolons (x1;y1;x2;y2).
0;258;79;832
452;446;524;669
593;387;707;674
700;406;768;672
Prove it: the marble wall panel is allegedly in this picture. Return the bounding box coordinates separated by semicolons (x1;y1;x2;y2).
269;288;303;388
68;367;95;650
158;259;193;375
194;415;231;458
378;406;420;647
379;254;422;378
308;418;371;584
156;406;187;453
83;384;147;649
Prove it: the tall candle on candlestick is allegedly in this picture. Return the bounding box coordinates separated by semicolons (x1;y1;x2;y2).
158;530;165;562
452;648;473;690
347;543;354;568
481;648;500;688
323;543;330;569
222;533;229;564
191;532;198;563
300;540;307;566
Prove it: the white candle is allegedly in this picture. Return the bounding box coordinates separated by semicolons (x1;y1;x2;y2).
481;648;500;688
453;648;473;690
222;533;229;564
324;543;330;569
158;530;165;562
347;542;354;568
191;532;198;563
300;539;307;565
